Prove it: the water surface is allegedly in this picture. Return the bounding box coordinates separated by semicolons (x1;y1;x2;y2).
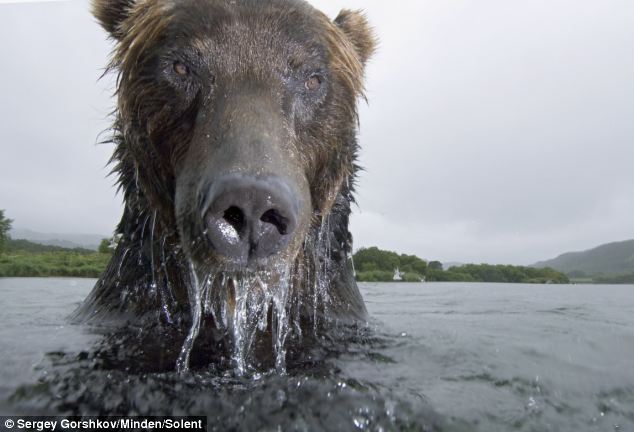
1;278;633;431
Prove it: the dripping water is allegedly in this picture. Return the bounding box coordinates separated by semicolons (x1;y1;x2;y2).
173;217;335;374
117;247;131;278
350;249;357;278
159;236;174;324
271;265;292;372
175;262;204;373
174;262;295;375
138;212;151;266
230;274;250;374
232;264;292;375
311;215;332;331
148;211;157;297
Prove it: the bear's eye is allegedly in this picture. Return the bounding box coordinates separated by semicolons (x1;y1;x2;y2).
305;75;322;91
173;61;189;76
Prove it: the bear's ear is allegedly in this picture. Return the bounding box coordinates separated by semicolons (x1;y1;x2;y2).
334;9;377;66
92;0;136;39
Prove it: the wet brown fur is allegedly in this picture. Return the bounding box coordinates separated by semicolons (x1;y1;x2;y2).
77;0;376;368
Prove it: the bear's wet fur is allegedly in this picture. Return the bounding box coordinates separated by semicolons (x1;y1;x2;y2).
75;0;376;371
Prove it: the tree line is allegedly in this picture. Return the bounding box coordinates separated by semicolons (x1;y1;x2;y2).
0;209;112;278
352;246;429;282
0;210;582;284
0;209;12;255
352;246;569;284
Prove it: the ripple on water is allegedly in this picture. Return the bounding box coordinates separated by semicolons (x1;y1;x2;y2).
5;280;634;432
8;350;454;432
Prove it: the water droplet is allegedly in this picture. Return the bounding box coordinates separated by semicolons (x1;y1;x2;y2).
352;416;369;429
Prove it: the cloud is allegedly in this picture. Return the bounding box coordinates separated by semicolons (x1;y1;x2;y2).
1;0;632;264
0;1;122;234
344;0;634;263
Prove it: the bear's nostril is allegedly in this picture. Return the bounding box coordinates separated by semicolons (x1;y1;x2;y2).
260;209;289;235
203;175;299;262
223;206;246;235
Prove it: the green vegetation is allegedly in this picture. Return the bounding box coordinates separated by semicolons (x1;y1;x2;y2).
591;273;634;284
353;246;570;284
98;238;114;254
0;238;109;278
0;221;623;284
353;247;426;282
534;239;634;276
428;264;569;284
0;209;13;255
428;261;443;271
5;238;94;254
533;239;634;283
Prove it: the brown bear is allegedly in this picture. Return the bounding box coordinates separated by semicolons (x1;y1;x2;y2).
75;0;375;373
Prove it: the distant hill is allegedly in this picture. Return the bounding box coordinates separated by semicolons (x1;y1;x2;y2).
9;228;106;251
533;239;634;276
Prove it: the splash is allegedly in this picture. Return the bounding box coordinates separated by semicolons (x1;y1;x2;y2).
308;215;333;331
175;215;334;374
175;262;204;373
176;262;293;375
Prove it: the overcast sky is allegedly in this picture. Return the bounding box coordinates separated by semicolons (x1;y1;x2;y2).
1;0;633;265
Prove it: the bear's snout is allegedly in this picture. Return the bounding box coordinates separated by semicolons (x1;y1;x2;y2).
202;174;300;265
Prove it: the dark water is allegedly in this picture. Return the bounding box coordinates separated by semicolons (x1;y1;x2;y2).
1;278;633;431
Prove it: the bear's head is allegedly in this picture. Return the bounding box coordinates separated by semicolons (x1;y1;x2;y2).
82;0;375;371
95;0;375;278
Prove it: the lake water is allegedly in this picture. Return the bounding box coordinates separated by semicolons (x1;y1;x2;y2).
0;278;633;431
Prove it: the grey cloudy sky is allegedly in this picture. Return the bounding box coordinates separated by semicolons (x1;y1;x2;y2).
1;0;633;265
